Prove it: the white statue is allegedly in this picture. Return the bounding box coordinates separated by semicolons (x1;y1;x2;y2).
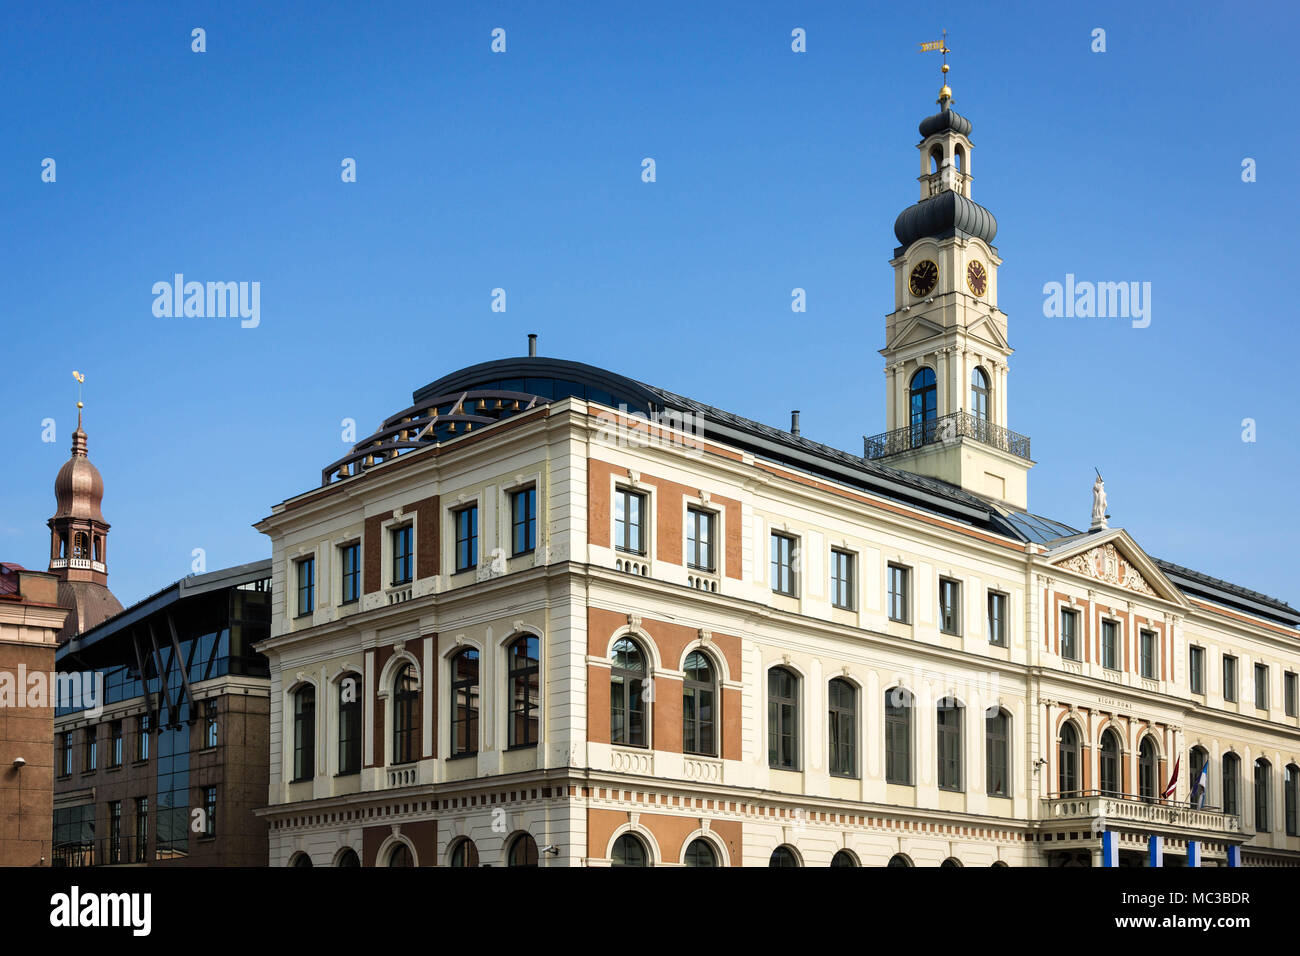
1090;473;1108;531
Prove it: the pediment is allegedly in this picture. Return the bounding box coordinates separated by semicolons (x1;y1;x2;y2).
1046;531;1186;606
964;312;1010;352
886;314;946;352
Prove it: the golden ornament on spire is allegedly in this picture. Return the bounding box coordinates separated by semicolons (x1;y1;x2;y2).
918;29;953;104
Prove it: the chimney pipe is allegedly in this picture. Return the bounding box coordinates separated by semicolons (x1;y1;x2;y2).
527;333;537;357
791;410;800;437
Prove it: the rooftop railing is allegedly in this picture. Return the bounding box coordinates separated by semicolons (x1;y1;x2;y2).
864;411;1031;462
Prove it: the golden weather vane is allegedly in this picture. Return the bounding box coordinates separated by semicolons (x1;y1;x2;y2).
918;29;953;102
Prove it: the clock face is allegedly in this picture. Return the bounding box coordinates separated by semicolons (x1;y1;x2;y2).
909;260;938;297
966;260;988;297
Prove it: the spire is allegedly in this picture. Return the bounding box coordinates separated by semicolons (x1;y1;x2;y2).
937;29;952;106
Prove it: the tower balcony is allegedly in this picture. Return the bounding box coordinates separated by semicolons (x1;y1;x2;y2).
1041;792;1242;841
864;411;1031;462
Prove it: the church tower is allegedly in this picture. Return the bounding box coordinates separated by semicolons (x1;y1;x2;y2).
867;62;1033;509
47;398;122;643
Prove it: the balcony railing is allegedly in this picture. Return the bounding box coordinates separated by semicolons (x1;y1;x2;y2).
1042;791;1242;835
864;412;1031;462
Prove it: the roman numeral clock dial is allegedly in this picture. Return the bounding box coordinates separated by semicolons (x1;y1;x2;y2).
966;260;987;297
909;259;938;297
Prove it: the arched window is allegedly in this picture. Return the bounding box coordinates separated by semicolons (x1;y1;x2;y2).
940;857;962;868
611;833;649;867
289;852;313;868
388;843;414;867
954;143;966;173
1189;746;1210;806
828;678;857;778
886;853;913;868
1100;730;1122;796
684;838;718;867
682;650;717;756
335;848;360;867
937;698;963;791
970;367;990;422
885;688;913;785
1138;737;1158;802
507;833;538;867
292;686;315;781
769;845;800;867
928;144;943;174
909;368;938;434
507;635;539;748
1058;723;1079;796
1223;752;1241;816
768;667;799;770
449;838;479;868
1255;758;1272;832
338;675;362;775
990;860;1009;868
611;637;648;748
392;663;420;764
1285;764;1299;837
450;648;479;757
73;532;89;559
985;708;1010;797
830;850;858;868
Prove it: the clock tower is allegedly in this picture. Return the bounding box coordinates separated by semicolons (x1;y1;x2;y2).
867;74;1033;509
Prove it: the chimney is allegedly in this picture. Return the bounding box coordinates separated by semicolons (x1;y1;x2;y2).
791;410;801;437
527;333;538;357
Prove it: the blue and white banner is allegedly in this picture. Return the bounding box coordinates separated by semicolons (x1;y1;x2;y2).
1187;841;1201;867
1148;835;1163;867
1101;831;1118;867
1227;845;1241;867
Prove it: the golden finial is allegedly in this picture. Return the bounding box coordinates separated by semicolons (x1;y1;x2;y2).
72;370;85;428
920;29;953;105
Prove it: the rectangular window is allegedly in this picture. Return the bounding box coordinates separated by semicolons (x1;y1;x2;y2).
296;555;315;616
986;711;1009;797
936;702;962;791
339;542;361;604
987;591;1007;647
1286;672;1298;718
391;524;413;585
60;731;73;777
1060;609;1079;661
686;507;715;572
1255;663;1269;710
885;692;912;785
1189;646;1205;695
83;726;97;772
939;578;961;635
1139;630;1157;679
1224;655;1238;702
109;720;122;767
454;504;478;572
205;699;218;748
108;800;122;864
830;549;855;610
511;486;536;556
887;564;910;624
613;489;646;554
203;786;217;837
338;677;362;774
134;797;148;863
1101;620;1119;670
770;533;798;597
136;714;150;761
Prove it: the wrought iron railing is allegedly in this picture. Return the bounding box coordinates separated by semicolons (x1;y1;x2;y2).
864;412;1031;462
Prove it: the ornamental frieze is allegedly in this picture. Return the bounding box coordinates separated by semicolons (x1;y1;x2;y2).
1055;543;1157;597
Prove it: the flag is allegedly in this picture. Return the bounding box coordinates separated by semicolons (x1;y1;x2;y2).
1189;760;1210;808
1162;756;1180;799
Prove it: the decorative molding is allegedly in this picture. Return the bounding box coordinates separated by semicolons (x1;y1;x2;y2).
1056;543;1158;597
627;613;641;630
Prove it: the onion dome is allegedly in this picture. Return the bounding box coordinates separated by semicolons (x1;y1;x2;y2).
918;107;972;139
53;419;106;523
894;190;997;248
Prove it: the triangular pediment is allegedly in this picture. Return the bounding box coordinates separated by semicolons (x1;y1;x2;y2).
964;312;1010;352
886;314;946;352
1045;530;1187;607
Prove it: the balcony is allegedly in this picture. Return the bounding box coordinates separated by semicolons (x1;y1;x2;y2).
1041;791;1242;838
864;412;1031;463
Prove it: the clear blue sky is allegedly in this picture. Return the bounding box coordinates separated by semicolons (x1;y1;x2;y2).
3;1;1297;608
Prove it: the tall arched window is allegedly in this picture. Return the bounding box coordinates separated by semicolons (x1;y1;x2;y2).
392;663;420;764
388;843;414;867
507;635;539;748
450;648;479;757
289;852;313;868
909;368;938;439
768;667;799;770
1255;758;1272;832
507;833;538;867
611;637;648;748
1099;730;1121;796
1058;723;1079;796
684;838;717;867
293;685;315;781
936;698;963;792
887;853;913;868
985;708;1010;797
1189;746;1210;806
830;850;858;868
828;678;857;778
885;688;913;785
1285;764;1299;837
338;675;362;775
336;848;360;867
1139;737;1158;802
73;532;89;559
682;650;716;757
769;845;800;867
449;838;479;868
970;367;990;422
1223;752;1241;816
611;833;649;867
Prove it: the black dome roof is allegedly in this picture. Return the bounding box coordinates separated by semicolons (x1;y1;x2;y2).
893;190;997;248
919;108;972;139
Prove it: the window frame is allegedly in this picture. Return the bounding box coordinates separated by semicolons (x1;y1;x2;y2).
292;685;315;782
1285;671;1298;718
1139;629;1157;680
510;485;537;557
391;524;414;586
1189;645;1205;695
1255;663;1269;710
83;726;97;773
830;548;855;611
1058;723;1080;796
987;590;1008;647
885;687;913;786
936;699;963;792
1059;608;1080;661
610;637;649;749
507;635;540;749
109;719;123;768
685;506;716;573
827;677;857;778
613;487;647;556
1223;752;1241;817
1099;729;1121;796
767;667;800;770
204;699;218;749
985;708;1010;797
682;650;717;758
391;664;420;765
770;532;799;597
450;647;480;757
339;541;361;605
887;564;911;624
337;674;362;775
453;503;479;574
296;555;315;618
1224;655;1238;702
1255;758;1272;832
938;577;962;636
1101;619;1119;671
